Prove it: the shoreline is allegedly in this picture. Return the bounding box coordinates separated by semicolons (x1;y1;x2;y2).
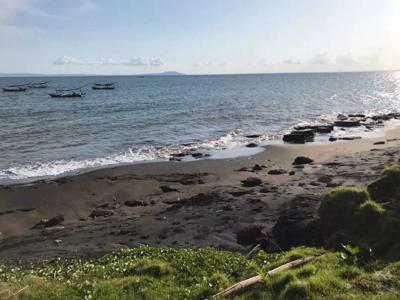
0;122;398;261
2;116;399;186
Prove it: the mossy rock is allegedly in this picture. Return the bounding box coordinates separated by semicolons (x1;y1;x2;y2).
368;165;400;203
352;200;385;236
319;188;369;236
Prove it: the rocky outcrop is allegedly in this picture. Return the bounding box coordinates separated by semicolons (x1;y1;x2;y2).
283;129;315;144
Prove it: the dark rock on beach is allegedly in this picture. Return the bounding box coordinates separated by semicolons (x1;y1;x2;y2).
241;177;263;187
252;164;263;171
90;209;114;218
125;200;148;207
160;185;179;193
293;156;314;165
32;215;65;229
268;169;287;175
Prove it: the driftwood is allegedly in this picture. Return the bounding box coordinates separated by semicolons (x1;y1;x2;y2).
212;255;317;298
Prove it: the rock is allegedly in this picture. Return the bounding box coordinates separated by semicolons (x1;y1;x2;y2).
160;185;179;193
191;152;210;158
32;215;64;229
337;114;348;120
169;157;182;162
259;185;278;193
180;192;222;206
339;136;361;141
245;134;261;138
54;239;62;245
329;137;338;142
241;177;263;187
229;189;254;197
246;142;258;148
349;114;366;118
289;171;296;176
252;164;263;171
268;169;287;175
373;141;385;145
236;224;265;245
283;130;315;144
90;209;114;218
334;119;361;127
125;200;148;207
318;175;333;184
272;195;322;249
292;156;313;165
314;125;334;133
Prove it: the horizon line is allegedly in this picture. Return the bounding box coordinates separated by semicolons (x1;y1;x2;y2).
0;69;399;78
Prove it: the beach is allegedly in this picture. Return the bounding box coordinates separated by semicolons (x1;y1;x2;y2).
0;122;398;261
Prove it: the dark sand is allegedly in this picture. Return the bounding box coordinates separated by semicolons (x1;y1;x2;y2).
0;125;399;261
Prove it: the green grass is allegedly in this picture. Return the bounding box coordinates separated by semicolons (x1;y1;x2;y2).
0;246;400;299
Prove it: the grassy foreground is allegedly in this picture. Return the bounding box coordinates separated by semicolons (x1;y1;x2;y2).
0;246;399;299
1;165;400;299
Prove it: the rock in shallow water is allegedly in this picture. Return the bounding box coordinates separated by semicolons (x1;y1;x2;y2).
283;129;315;144
246;142;258;148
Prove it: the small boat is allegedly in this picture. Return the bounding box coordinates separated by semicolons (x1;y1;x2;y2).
49;86;86;98
29;81;50;88
2;83;28;92
92;82;115;90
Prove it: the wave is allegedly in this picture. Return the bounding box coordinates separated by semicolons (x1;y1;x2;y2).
1;110;398;181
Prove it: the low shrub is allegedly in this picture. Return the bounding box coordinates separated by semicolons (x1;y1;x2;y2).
318;188;369;236
368;165;400;202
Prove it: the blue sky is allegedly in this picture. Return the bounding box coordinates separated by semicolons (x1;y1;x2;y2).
0;0;399;74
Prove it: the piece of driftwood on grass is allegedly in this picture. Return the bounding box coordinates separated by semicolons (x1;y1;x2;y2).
212;255;317;298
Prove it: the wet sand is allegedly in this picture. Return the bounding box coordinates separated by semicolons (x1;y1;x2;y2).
0;125;399;261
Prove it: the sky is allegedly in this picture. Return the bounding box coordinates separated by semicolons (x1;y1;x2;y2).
0;0;399;75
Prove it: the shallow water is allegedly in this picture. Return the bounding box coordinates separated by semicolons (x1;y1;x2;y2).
0;71;399;181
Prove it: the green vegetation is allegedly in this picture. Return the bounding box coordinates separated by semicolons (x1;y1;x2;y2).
1;246;400;299
368;165;400;202
0;165;399;299
318;165;400;260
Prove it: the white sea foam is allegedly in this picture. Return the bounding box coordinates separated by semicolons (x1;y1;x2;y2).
0;131;272;181
1;111;398;182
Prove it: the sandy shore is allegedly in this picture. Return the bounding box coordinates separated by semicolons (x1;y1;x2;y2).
0;124;399;261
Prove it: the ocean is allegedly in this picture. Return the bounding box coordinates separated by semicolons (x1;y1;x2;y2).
0;71;399;182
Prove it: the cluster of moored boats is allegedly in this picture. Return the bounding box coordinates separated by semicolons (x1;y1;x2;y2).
1;81;115;98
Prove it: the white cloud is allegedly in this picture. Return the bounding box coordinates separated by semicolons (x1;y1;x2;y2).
308;53;330;65
53;56;165;67
282;59;302;65
193;61;227;67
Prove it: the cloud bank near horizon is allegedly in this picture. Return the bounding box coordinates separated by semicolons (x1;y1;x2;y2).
53;56;165;67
